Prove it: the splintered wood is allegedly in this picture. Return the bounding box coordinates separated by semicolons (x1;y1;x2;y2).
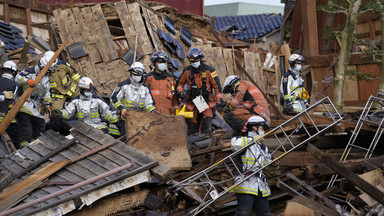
125;111;192;170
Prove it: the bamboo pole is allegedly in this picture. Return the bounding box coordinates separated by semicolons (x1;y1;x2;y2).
0;41;68;135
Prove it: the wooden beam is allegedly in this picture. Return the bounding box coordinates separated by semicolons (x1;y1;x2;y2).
3;3;9;23
301;0;319;56
25;8;32;36
307;144;384;205
306;155;384;177
307;52;372;67
286;172;349;215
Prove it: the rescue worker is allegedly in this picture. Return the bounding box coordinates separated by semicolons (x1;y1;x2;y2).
145;51;178;114
54;77;118;134
280;54;308;115
0;61;20;148
222;75;270;134
177;48;224;134
16;53;53;147
231;116;273;216
48;52;81;131
111;62;156;137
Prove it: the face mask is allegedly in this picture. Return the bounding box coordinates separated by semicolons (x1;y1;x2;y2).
294;64;301;72
258;130;265;136
131;75;142;83
191;61;200;68
157;63;167;72
84;91;92;97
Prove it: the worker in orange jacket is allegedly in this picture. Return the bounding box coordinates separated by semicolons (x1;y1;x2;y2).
145;51;178;114
177;48;224;134
222;75;271;134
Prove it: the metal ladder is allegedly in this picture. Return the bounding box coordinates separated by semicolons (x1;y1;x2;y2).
328;93;384;188
172;97;343;215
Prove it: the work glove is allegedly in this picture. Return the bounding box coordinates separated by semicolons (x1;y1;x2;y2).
44;106;53;118
121;109;129;118
177;91;187;99
53;109;62;118
223;105;231;113
3;91;14;99
285;103;294;113
27;79;35;87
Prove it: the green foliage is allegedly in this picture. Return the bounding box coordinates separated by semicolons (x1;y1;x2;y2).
345;68;379;81
316;1;350;13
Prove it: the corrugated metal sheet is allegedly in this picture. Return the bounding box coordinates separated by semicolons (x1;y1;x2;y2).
38;0;204;16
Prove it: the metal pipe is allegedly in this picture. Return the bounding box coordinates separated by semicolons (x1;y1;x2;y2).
0;161;135;216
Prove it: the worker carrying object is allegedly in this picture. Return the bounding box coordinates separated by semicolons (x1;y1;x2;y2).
48;53;81;132
280;54;309;115
0;60;20;148
177;48;224;134
15;52;54;147
231;116;274;216
54;77;119;135
145;51;178;114
222;75;270;135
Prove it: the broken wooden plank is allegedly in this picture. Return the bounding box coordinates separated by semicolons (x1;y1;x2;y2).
306;155;384;177
91;4;118;62
126;111;191;170
307;144;384;205
286;172;349;215
115;0;136;49
284;196;339;216
127;2;153;55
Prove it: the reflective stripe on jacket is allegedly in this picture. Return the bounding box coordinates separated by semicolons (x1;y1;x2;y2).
230;80;270;124
231;132;273;197
60;95;118;129
145;71;177;114
115;79;155;113
280;69;307;112
15;66;52;118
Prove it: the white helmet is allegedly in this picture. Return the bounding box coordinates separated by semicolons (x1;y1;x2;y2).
129;62;146;76
2;60;17;72
39;51;58;71
246;115;270;130
223;75;240;93
288;54;304;67
78;77;93;90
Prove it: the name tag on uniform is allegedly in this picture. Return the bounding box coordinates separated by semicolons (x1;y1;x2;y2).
192;95;209;113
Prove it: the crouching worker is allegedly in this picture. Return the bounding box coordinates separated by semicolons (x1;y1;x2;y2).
222;75;270;135
54;77;118;134
231;116;273;216
110;62;156;137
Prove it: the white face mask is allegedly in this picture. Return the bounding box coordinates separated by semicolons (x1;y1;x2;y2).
157;63;167;72
84;91;92;97
294;64;302;72
258;130;265;136
191;61;200;68
131;75;142;83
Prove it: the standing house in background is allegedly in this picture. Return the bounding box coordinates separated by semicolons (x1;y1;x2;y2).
283;0;382;105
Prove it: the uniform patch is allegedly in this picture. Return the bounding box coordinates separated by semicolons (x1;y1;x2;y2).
283;77;288;83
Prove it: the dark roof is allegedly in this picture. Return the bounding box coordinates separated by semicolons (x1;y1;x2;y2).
0;122;158;216
214;13;283;40
0;21;36;54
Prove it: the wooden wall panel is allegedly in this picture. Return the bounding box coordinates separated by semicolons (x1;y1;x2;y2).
357;64;381;101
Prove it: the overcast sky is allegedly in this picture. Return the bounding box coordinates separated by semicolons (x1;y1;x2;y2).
204;0;284;6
